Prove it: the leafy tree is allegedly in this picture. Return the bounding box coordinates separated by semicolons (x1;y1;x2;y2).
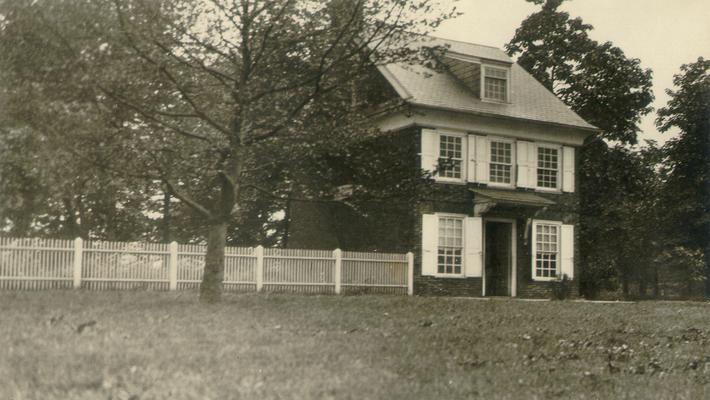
0;0;456;302
656;57;710;296
506;0;653;144
506;0;656;297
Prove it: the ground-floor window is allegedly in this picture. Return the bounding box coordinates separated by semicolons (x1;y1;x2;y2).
534;222;559;279
437;216;463;275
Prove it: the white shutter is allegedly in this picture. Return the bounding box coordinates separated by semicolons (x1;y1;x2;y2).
421;214;438;276
464;217;483;277
562;146;575;193
516;141;534;188
474;136;489;184
560;224;574;279
420;129;439;176
466;135;476;182
528;143;538;187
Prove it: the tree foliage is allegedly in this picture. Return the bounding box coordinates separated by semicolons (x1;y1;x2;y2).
0;0;457;302
506;0;657;297
656;57;710;296
506;0;653;144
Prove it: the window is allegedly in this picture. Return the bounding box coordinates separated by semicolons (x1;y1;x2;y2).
534;223;559;279
489;140;513;184
537;146;559;189
483;66;508;102
438;134;463;179
437;217;463;275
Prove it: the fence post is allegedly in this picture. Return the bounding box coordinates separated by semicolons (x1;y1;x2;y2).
255;245;264;292
169;241;178;291
407;252;414;296
73;237;83;289
333;249;342;295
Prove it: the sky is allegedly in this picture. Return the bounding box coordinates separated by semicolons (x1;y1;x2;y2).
431;0;710;145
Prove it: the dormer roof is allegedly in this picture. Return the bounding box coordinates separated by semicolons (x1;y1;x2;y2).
377;36;597;131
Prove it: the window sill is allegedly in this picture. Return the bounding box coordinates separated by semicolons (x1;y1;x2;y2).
487;182;515;189
534;187;562;194
481;98;510;105
434;178;468;185
531;277;560;282
426;274;468;279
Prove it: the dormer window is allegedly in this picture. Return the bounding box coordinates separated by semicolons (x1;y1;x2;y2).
441;55;510;103
483;66;508;102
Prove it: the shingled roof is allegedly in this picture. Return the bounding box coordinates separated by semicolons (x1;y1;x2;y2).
378;36;597;131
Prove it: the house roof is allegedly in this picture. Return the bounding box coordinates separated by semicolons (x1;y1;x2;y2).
471;188;556;207
378;36;597;131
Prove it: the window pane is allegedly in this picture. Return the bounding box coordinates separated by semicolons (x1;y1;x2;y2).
485;67;507;79
534;223;559;278
537;147;559;188
484;77;506;101
489;141;513;183
439;135;463;179
437;217;464;275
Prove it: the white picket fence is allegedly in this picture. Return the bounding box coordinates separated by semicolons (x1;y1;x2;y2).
0;237;414;295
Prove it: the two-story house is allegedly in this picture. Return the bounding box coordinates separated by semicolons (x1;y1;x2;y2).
289;36;597;298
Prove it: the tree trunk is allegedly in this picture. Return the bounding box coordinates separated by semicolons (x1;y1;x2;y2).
621;274;629;298
705;242;710;298
638;275;647;299
200;221;228;303
162;188;171;243
62;198;82;238
686;270;694;298
282;197;291;248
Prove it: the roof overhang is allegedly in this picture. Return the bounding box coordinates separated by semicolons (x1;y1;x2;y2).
371;106;595;146
407;102;599;136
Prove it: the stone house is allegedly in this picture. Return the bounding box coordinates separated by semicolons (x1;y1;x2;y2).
289;36;597;298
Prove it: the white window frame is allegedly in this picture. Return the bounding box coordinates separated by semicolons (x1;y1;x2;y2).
436;131;467;183
481;65;510;103
531;220;562;281
487;137;516;188
534;144;562;192
435;213;466;278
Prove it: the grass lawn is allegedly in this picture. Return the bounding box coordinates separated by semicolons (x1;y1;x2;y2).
1;292;710;399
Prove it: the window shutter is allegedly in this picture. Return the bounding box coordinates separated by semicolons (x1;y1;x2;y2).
562;146;575;193
516;141;534;188
421;214;438;276
464;217;483;277
560;224;574;279
420;129;439;176
528;143;537;187
467;135;476;182
474;136;489;184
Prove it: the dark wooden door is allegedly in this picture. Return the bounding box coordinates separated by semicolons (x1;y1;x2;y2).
485;221;512;296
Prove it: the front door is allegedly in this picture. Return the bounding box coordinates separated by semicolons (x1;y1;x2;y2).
485;221;513;296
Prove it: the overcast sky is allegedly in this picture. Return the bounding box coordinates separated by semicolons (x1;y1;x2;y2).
432;0;710;145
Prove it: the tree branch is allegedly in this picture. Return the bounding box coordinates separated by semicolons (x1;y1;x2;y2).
163;178;213;219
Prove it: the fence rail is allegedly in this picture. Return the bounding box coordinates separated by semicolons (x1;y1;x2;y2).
0;237;413;295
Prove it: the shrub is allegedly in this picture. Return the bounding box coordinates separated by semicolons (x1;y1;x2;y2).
552;274;572;300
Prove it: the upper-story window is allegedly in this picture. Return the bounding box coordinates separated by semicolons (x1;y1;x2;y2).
421;129;574;192
537;146;560;189
483;66;508;102
489;140;513;185
438;134;463;179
